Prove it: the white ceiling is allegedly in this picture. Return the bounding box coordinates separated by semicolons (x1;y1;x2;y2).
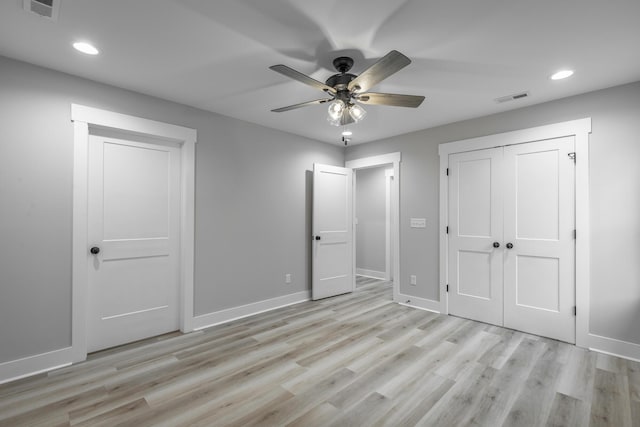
1;0;639;145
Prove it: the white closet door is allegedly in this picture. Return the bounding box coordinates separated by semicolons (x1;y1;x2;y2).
503;137;576;343
448;148;504;326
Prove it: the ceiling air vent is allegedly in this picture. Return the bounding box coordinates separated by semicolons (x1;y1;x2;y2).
23;0;60;21
495;91;530;104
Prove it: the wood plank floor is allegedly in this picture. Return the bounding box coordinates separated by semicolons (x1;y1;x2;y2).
1;276;638;426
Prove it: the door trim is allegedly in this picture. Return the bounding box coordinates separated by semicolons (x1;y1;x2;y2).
71;104;197;362
385;168;394;281
438;118;591;348
346;152;401;301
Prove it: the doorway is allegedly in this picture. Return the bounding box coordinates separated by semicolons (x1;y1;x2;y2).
354;166;394;282
71;105;196;362
346;152;401;301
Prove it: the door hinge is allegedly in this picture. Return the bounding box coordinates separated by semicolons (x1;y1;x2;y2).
446;226;449;234
446;284;449;293
573;306;577;316
568;152;576;163
446;168;449;176
573;229;577;239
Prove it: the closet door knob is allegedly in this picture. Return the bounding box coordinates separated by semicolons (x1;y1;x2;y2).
506;243;514;249
90;246;100;255
493;242;500;248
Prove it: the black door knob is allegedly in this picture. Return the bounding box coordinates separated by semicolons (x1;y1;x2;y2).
315;236;321;241
90;246;100;255
506;243;514;249
493;242;500;248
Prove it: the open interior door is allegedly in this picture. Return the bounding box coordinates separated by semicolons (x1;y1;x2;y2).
312;163;353;300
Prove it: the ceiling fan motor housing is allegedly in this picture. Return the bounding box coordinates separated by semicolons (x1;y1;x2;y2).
326;56;357;93
326;73;356;95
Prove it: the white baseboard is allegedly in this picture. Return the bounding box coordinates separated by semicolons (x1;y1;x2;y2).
396;293;441;314
0;347;72;385
0;292;310;385
193;291;311;331
587;333;640;362
356;268;386;280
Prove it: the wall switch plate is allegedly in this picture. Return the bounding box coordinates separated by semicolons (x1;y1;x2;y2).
285;274;291;284
410;218;426;228
410;275;417;285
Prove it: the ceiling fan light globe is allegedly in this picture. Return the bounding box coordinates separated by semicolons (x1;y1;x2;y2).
327;100;345;120
349;104;367;122
327;117;342;126
327;114;342;126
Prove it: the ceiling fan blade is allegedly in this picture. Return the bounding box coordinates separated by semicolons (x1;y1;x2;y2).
348;50;411;93
356;92;425;108
270;64;336;94
271;98;333;112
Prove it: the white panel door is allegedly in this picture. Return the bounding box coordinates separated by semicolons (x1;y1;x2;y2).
87;135;181;352
503;137;576;343
313;164;353;300
448;148;504;326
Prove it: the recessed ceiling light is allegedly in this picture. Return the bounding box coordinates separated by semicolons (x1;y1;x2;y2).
341;130;352;136
550;70;574;80
73;42;99;55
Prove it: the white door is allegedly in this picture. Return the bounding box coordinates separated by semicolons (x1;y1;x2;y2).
447;138;576;343
448;148;504;326
503;137;576;343
312;164;353;300
87;135;181;352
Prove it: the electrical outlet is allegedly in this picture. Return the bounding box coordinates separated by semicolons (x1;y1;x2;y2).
285;274;291;284
410;275;417;285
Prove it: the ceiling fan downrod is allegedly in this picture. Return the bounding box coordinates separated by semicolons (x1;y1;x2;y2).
332;56;354;74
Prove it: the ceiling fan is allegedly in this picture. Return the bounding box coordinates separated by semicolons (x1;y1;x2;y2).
269;50;425;126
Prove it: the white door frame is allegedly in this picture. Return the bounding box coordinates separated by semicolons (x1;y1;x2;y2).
385;168;394;281
346;152;401;301
439;118;591;348
71;104;197;362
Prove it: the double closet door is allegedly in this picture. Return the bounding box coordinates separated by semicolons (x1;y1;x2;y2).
448;136;576;343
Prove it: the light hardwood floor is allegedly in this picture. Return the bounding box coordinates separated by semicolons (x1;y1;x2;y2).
1;277;638;426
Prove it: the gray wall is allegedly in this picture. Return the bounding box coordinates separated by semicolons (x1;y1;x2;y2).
355;167;386;274
2;50;639;365
346;81;640;346
0;55;343;363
